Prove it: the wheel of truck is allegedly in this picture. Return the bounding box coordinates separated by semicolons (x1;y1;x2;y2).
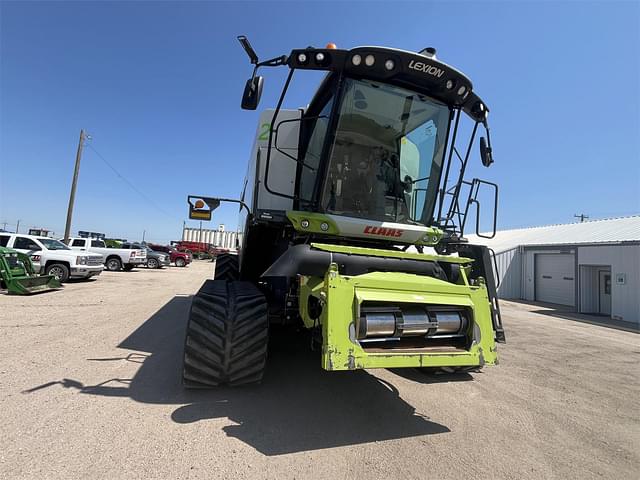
175;258;186;267
105;257;122;271
45;263;70;282
147;258;159;269
183;280;268;387
214;253;239;281
123;264;134;271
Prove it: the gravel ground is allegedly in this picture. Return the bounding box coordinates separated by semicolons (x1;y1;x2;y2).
1;261;638;479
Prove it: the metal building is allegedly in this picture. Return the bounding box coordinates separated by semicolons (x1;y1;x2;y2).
467;216;640;328
182;226;238;250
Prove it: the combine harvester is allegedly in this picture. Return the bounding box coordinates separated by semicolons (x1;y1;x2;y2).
183;37;505;387
0;247;61;294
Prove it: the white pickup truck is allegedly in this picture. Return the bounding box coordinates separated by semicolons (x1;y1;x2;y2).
64;237;146;271
0;233;103;282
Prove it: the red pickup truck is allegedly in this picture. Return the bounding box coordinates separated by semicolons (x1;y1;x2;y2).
172;241;230;258
147;243;192;267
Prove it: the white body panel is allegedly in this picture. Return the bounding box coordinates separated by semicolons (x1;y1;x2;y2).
326;214;432;243
237;109;301;254
244;109;300;214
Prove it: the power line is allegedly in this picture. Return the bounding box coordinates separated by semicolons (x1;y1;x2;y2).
85;142;176;219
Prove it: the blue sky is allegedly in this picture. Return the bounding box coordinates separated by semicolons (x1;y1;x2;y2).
1;1;638;244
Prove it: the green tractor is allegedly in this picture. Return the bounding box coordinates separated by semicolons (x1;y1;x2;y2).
0;246;61;295
183;38;505;387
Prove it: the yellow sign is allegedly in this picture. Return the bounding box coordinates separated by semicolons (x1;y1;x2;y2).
190;209;211;220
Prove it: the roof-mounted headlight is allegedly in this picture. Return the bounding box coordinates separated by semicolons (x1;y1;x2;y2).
365;54;375;66
351;54;362;66
384;59;395;70
297;53;308;64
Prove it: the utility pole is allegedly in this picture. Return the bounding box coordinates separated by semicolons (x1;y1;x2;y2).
574;213;589;223
199;221;203;245
15;219;20;233
142;230;146;243
1;221;7;231
64;129;86;243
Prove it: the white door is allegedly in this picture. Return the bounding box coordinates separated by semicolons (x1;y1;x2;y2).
535;253;576;306
598;270;612;315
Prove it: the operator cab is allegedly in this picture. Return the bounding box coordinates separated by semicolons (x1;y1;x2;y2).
238;39;496;248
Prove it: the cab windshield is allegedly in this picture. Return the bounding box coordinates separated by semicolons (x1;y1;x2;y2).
321;79;450;225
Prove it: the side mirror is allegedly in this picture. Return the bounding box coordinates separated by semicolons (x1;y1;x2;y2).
480;137;493;167
241;76;264;110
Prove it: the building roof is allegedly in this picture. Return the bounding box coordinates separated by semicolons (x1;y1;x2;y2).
467;215;640;253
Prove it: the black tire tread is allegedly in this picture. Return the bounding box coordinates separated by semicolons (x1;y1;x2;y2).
106;256;122;271
214;254;239;281
46;263;70;282
183;280;268;387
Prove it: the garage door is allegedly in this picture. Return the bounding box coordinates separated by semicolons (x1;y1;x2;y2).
535;254;575;306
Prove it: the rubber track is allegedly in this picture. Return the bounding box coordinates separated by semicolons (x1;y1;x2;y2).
183;280;268;387
214;254;239;281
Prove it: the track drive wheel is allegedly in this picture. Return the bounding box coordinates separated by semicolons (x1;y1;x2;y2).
183;280;268;387
214;253;239;281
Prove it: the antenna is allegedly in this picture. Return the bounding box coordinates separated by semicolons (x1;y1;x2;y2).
237;35;259;65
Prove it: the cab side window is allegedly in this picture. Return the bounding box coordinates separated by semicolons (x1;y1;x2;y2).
14;237;41;250
0;235;9;247
299;97;334;206
72;239;85;247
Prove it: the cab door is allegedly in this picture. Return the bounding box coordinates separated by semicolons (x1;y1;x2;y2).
68;238;87;251
11;236;42;255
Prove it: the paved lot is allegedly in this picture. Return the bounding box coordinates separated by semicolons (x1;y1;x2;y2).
1;261;638;479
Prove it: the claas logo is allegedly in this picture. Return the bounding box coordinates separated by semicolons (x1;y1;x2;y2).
363;225;404;237
188;196;220;221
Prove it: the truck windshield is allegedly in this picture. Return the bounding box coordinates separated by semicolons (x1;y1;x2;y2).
321;78;450;225
38;238;70;250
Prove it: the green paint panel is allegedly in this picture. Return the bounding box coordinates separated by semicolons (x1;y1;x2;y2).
301;264;498;371
286;211;339;235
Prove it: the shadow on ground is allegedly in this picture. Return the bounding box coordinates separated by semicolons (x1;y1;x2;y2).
23;295;450;455
388;368;475;384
